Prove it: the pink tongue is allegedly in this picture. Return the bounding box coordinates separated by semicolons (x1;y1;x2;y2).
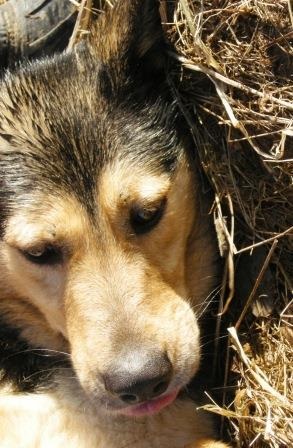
119;389;179;417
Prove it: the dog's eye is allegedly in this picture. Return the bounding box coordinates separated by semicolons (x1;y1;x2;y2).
21;246;62;265
130;200;166;235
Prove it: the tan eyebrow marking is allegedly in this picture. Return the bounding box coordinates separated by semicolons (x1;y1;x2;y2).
99;161;171;218
4;194;90;251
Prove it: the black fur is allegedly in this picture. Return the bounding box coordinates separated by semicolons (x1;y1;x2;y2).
0;319;70;392
0;48;180;227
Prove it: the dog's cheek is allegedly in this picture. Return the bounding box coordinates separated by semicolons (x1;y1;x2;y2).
143;272;200;379
157;299;201;381
2;247;67;335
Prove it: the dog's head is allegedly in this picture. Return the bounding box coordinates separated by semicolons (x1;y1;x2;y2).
0;0;216;416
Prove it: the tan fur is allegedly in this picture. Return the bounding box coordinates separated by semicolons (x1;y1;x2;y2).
0;158;227;447
186;441;231;448
0;387;221;448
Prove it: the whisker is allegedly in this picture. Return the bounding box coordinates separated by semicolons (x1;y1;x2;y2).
26;348;71;357
193;284;223;319
23;365;74;383
2;348;70;362
199;333;229;349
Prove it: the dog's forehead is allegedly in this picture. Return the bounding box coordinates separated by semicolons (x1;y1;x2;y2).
4;157;172;248
0;51;179;221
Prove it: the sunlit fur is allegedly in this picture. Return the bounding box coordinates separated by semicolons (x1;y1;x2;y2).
0;0;229;446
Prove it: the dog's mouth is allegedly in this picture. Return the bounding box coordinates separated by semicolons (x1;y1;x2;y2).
116;388;179;417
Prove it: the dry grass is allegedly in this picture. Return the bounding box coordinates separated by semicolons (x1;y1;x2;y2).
164;1;292;446
72;1;292;446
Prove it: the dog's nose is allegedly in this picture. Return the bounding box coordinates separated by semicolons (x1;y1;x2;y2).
103;349;173;404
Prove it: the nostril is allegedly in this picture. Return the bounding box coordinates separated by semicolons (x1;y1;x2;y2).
119;379;169;405
119;393;139;404
152;379;169;397
119;377;170;405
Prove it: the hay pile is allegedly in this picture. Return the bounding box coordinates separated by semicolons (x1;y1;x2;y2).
73;1;292;446
165;0;293;446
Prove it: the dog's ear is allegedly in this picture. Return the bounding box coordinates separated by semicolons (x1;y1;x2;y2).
86;0;167;84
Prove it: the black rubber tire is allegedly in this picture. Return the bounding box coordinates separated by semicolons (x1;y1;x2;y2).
0;0;77;70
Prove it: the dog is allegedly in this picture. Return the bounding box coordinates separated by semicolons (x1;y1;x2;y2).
0;1;229;446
